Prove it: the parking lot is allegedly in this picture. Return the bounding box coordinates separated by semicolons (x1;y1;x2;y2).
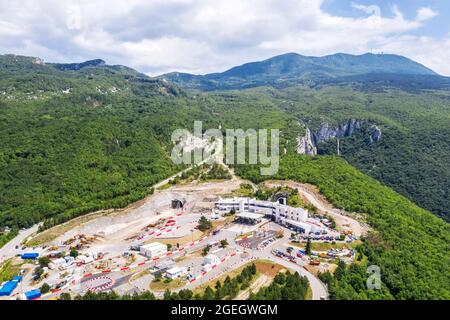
236;230;278;250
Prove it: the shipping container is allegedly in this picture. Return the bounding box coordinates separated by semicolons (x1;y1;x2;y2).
0;280;18;296
21;252;39;260
24;289;41;300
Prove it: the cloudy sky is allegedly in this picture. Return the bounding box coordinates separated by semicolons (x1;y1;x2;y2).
0;0;449;76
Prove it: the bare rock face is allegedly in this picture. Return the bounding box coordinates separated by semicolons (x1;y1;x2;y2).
33;57;45;65
297;127;317;155
296;119;381;155
314;119;365;144
369;126;382;144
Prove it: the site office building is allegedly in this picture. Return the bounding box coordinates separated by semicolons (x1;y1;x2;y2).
140;242;167;258
215;197;313;233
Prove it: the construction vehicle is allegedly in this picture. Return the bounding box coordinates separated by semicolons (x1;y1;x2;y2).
309;259;320;266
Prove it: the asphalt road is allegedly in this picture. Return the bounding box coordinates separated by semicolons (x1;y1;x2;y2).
254;250;328;300
185;225;329;300
0;224;39;263
242;226;329;301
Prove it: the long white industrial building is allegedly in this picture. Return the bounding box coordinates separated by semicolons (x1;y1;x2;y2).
140;242;167;258
215;197;325;234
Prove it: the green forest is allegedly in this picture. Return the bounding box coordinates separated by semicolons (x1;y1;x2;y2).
1;54;449;300
0;55;296;230
212;85;450;222
235;155;450;299
2;55;449;230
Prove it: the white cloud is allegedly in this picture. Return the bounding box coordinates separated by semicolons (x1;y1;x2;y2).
416;7;439;22
352;2;381;17
0;0;448;75
376;35;450;76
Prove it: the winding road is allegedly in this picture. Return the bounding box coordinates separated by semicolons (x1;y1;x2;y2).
265;181;368;237
0;224;39;263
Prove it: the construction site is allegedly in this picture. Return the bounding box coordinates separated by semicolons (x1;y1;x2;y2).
0;167;367;301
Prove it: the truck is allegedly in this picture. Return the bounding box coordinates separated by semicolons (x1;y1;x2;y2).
309;260;320;266
130;244;141;251
21;252;39;260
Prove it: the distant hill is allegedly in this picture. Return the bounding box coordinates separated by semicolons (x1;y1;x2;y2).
0;54;151;80
52;59;107;71
158;52;441;90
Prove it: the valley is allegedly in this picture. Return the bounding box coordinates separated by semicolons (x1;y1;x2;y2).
0;52;449;301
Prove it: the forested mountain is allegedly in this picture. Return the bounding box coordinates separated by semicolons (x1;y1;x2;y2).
159;53;450;222
1;53;449;224
158;52;439;90
0;54;295;229
235;85;450;222
235;156;450;299
0;53;449;299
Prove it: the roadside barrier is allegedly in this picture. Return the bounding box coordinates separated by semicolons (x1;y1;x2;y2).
186;250;242;284
40;235;210;299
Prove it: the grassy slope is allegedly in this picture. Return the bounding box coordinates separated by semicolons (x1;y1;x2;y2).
235;155;450;299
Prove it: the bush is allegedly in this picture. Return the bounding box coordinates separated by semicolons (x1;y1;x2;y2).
38;256;50;268
40;283;50;294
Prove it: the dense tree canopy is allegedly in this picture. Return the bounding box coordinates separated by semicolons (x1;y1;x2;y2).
236;155;450;299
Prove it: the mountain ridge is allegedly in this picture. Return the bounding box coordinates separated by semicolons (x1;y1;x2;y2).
157;52;441;90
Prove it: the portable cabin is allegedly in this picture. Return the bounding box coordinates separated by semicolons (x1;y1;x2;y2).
21;252;39;260
24;289;41;300
0;280;18;296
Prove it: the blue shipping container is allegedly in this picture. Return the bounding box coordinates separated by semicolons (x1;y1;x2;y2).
21;252;39;260
25;289;41;300
0;280;18;296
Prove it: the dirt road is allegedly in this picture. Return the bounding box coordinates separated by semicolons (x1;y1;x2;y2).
264;181;369;237
234;274;271;300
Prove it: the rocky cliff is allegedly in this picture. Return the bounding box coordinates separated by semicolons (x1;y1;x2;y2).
369;126;382;144
296;127;317;155
297;119;381;155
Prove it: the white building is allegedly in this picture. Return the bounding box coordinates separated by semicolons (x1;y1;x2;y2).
77;255;94;265
48;258;67;270
282;219;312;234
215;197;317;233
63;256;75;265
140;242;167;258
202;264;213;272
165;266;187;279
203;254;221;266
